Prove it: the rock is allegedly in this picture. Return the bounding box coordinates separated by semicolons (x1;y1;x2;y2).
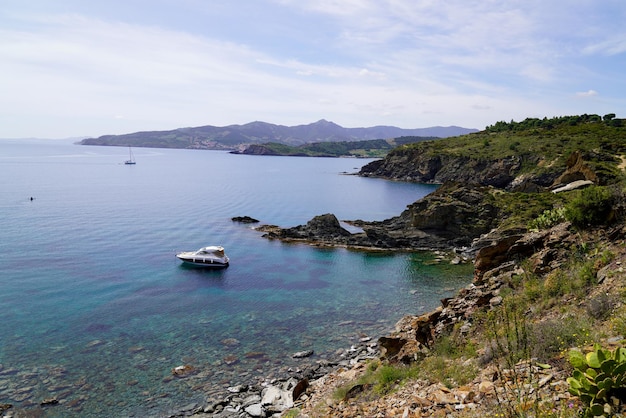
292;350;314;359
244;403;264;417
343;383;370;400
259;183;508;251
261;385;293;412
552;180;594;193
171;364;195;377
293;378;309;401
552;150;599;186
40;398;59;406
478;380;494;394
378;337;408;362
227;384;248;393
474;233;525;275
359;151;523;188
279;214;352;241
431;389;457;404
232;216;259;223
223;355;239;365
221;338;241;346
489;296;503;306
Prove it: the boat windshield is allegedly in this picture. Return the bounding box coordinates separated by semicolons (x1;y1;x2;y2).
198;247;224;256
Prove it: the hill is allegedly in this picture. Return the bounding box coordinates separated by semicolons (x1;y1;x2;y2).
78;120;477;150
360;114;626;190
231;136;439;158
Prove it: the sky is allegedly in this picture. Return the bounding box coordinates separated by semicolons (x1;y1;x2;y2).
1;0;625;138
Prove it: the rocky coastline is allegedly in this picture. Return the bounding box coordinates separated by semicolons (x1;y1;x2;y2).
256;182;500;255
153;142;609;417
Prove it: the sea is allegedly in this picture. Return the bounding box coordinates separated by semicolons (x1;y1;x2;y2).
0;139;473;417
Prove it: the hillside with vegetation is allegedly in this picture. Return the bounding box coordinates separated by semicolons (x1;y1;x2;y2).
268;114;626;418
231;136;438;158
78;120;476;150
360;114;625;190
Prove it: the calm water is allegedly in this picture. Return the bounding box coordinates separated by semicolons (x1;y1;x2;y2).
0;140;472;417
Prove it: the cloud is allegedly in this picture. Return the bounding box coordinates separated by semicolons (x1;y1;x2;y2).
576;90;599;97
584;38;626;56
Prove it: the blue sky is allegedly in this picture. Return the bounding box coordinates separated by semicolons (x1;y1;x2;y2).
1;0;625;138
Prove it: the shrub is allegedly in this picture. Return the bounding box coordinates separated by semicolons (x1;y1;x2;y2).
375;365;406;393
418;355;477;388
565;186;615;228
586;293;616;320
531;316;593;360
567;345;626;417
528;207;566;231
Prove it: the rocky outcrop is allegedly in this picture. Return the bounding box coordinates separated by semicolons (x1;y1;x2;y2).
232;216;260;224
359;150;557;191
360;145;618;194
259;183;499;252
261;213;352;242
375;222;584;365
552;150;599;186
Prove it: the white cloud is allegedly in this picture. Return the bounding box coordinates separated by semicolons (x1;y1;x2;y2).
576;90;599;97
584;38;626;56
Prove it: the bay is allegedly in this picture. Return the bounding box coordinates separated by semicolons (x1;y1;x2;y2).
0;140;472;416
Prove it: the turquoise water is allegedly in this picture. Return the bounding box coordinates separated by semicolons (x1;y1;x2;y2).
0;140;473;416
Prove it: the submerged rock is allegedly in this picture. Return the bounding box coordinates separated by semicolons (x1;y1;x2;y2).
292;350;314;359
171;364;195;377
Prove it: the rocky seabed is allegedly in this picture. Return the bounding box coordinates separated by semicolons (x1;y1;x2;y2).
168;340;380;417
0;337;380;418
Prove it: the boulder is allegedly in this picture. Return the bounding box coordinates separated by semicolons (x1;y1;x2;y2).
244;403;264;417
261;385;293;412
171;364;195;377
232;216;259;223
292;350;314;359
552;180;594;193
280;214;352;240
552;150;599;186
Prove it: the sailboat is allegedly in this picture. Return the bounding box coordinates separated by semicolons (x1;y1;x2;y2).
124;146;136;165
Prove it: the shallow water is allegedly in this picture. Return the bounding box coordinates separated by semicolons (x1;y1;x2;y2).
0;140;473;416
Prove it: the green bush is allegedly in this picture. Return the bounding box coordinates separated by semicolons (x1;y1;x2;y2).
565;186;615;228
567;345;626;417
528;207;566;231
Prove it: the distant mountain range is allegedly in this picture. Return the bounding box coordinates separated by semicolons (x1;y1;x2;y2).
79;120;479;150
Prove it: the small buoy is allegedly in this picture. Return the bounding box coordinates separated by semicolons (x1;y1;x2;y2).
30;197;34;201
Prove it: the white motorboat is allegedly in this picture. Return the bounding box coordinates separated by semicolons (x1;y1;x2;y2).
176;246;229;268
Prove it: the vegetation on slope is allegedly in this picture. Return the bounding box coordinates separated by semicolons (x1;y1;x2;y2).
379;114;626;184
237;136;438;158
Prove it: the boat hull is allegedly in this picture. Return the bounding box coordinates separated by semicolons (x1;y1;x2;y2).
176;254;229;268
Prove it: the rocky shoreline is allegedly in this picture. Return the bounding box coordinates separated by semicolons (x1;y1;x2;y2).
111;148;610;417
161;338;380;417
171;124;623;416
161;220;605;417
